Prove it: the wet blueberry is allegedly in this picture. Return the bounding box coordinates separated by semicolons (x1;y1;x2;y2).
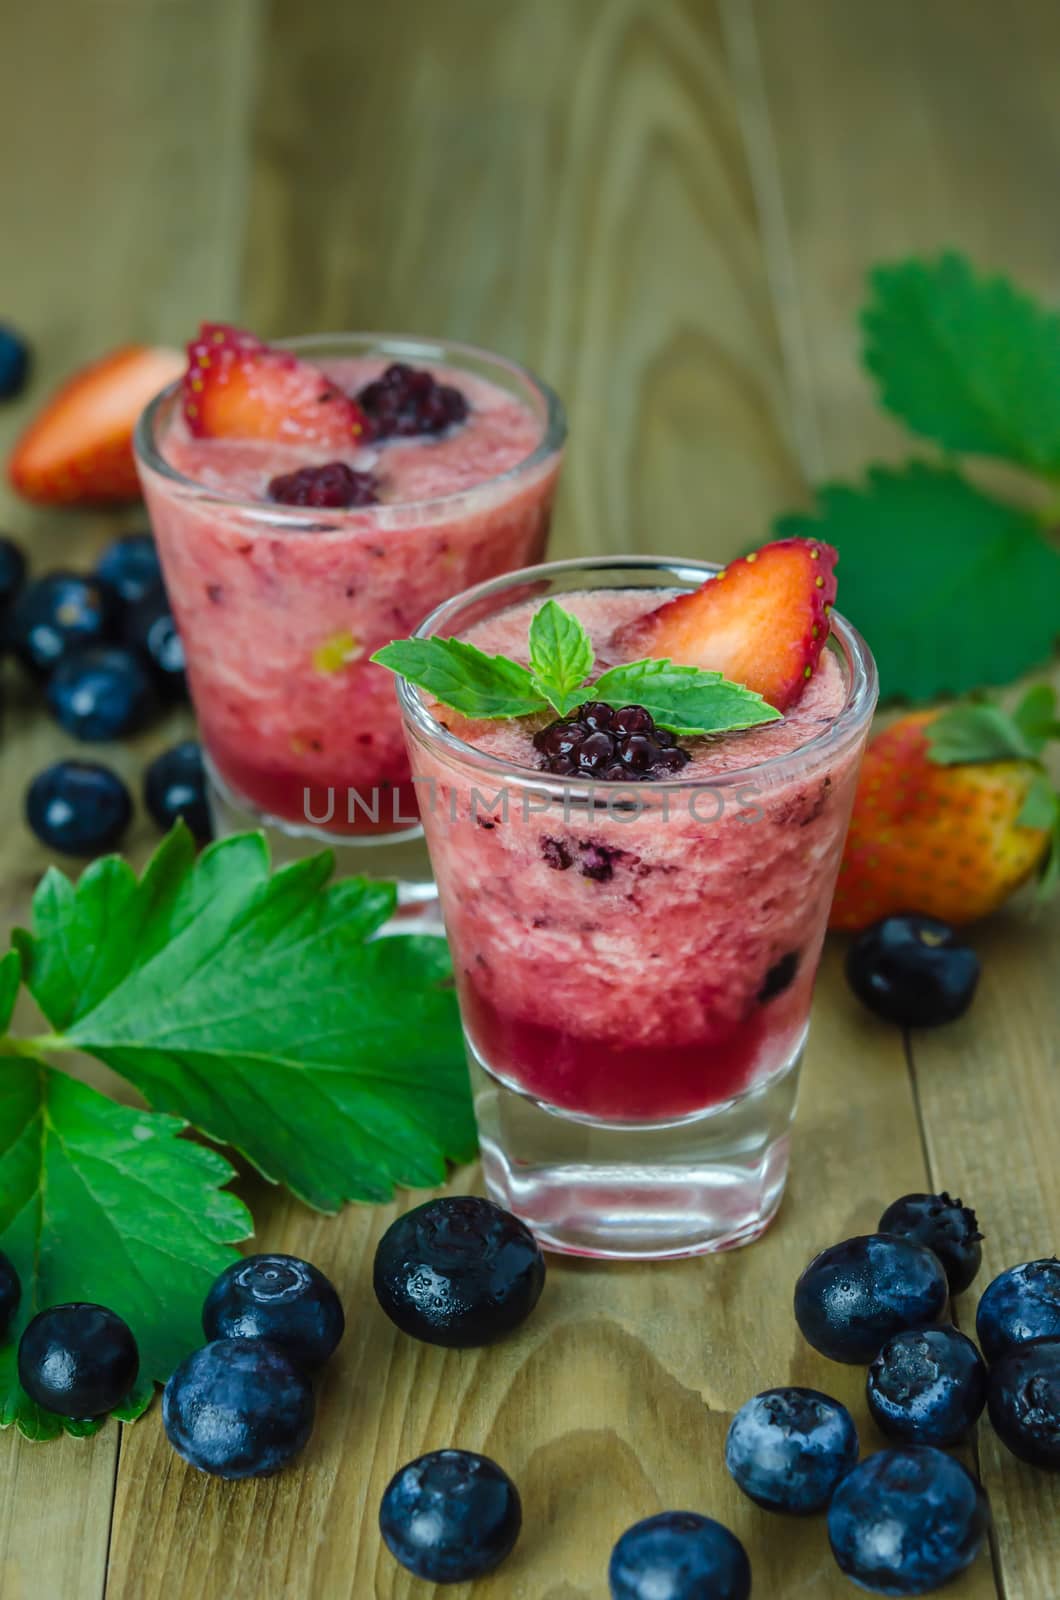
878;1192;983;1295
8;571;119;678
162;1338;314;1479
0;324;30;400
26;760;132;856
0;1252;21;1341
380;1449;520;1583
94;532;163;607
725;1386;859;1514
986;1337;1060;1470
122;585;186;700
827;1447;989;1595
45;646;157;741
846;915;979;1028
867;1326;987;1447
18;1303;138;1418
794;1234;949;1364
609;1512;751;1600
143;741;211;841
976;1259;1060;1362
203;1254;344;1370
0;535;26;617
373;1195;546;1347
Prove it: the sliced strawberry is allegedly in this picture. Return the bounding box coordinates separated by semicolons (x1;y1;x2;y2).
182;323;367;447
7;344;183;505
612;538;839;711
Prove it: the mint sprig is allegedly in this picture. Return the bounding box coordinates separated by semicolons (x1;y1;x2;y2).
373;602;780;736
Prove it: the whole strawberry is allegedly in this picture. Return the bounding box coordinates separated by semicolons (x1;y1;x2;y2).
831;689;1059;929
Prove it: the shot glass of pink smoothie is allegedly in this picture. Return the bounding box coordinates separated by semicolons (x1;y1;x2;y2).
395;556;877;1258
134;334;565;889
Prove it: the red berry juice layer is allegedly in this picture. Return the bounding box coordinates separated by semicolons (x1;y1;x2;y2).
409;590;860;1122
142;358;559;834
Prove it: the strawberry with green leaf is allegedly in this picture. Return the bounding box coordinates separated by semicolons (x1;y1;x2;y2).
830;686;1060;930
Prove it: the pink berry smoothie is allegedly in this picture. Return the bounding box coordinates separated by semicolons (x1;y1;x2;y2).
135;338;564;836
402;584;874;1124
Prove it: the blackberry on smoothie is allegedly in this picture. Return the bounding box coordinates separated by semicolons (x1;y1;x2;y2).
134;327;564;867
379;541;877;1258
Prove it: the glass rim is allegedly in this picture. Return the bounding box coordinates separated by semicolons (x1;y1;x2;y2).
397;554;879;793
132;330;567;523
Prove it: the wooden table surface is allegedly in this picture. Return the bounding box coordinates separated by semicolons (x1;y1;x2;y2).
2;2;1058;1596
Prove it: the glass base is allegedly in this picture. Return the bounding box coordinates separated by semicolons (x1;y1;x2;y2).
205;756;439;926
471;1034;805;1260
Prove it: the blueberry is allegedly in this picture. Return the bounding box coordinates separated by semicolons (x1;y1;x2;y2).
0;1252;21;1341
725;1387;858;1514
122;584;186;700
373;1195;546;1347
8;571;119;678
794;1235;949;1364
0;535;26;616
608;1512;751;1600
162;1338;314;1479
986;1337;1060;1469
17;1303;138;1418
45;646;157;741
143;741;211;841
846;915;979;1027
203;1254;344;1370
94;532;163;607
0;325;30;400
867;1326;987;1447
379;1449;521;1583
26;760;132;857
878;1192;983;1294
976;1258;1060;1362
827;1447;989;1595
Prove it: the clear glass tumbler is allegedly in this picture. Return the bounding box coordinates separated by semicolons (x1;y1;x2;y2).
397;556;877;1258
134;334;566;897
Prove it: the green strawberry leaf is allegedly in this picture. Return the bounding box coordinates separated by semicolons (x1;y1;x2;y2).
777;464;1060;702
12;827;476;1213
0;950;18;1035
0;1062;249;1440
927;704;1039;766
1017;770;1059;831
372;637;546;719
1012;684;1060;755
590;659;781;735
529;600;595;716
863;253;1060;471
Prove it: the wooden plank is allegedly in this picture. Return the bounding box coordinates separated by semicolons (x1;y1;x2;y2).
749;3;1060;1594
0;3;261;1596
240;0;806;567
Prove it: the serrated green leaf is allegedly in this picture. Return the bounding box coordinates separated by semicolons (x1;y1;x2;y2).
528;600;595;716
14;829;475;1212
927;704;1037;766
0;950;19;1035
777;464;1060;702
372;637;546;719
590;659;781;735
863;253;1060;471
0;1064;249;1440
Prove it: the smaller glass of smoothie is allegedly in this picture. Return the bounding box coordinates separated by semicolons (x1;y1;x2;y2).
386;546;877;1259
134;327;565;893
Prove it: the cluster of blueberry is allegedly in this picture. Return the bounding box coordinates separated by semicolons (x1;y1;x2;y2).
0;529;211;856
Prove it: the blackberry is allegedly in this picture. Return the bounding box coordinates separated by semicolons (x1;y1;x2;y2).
356;362;469;439
533;702;690;782
267;461;379;508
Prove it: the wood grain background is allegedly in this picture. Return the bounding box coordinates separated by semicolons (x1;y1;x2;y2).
1;2;1058;1596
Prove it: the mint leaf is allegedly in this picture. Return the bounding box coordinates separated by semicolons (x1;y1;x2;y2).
372;638;545;720
0;950;18;1034
528;600;594;715
927;704;1038;766
13;827;476;1212
777;464;1060;702
863;253;1060;471
590;659;781;736
0;1063;249;1440
1013;684;1060;755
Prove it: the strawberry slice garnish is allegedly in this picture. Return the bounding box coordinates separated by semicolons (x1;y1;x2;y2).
182;323;367;446
7;344;183;505
611;538;839;711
